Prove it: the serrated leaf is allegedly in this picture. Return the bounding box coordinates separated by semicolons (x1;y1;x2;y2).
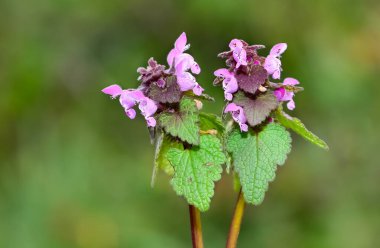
234;91;278;127
199;112;225;137
235;65;267;94
147;76;182;103
275;108;329;150
227;123;292;205
167;135;226;211
158;97;200;145
156;134;184;176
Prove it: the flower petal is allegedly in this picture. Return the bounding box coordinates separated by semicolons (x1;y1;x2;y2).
264;56;281;75
102;84;122;98
193;83;204;96
167;49;178;67
287;99;295;110
239;123;248;132
175;32;187;52
274;88;286;101
119;90;137;109
191;62;201;74
224;92;233;101
229;39;243;50
270;43;287;57
224;103;240;113
125;108;136;119
146;117;157;127
283;77;300;86
214;68;231;78
139;97;157;117
176;72;196;91
232;47;247;68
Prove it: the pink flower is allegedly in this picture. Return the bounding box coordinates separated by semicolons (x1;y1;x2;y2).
214;68;238;101
102;84;123;98
102;84;158;126
264;43;287;79
274;77;299;110
167;32;190;67
138;96;158;127
229;39;247;68
224;103;248;132
166;32;203;95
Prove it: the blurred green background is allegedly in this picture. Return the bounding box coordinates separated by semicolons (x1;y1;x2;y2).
1;0;379;247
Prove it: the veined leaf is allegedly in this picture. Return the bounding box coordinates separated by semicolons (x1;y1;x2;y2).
158;97;200;145
227;123;291;205
199;112;225;137
235;65;268;94
275;108;329;150
147;76;182;103
167;135;226;211
234;91;278;127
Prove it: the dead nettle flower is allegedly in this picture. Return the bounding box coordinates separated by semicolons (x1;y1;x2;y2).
102;32;204;127
214;39;302;132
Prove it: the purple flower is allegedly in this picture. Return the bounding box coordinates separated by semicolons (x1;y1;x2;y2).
170;36;203;96
274;77;299;110
224;103;248;132
102;84;158;127
167;32;190;67
214;68;238;101
138;96;158;127
229;39;247;68
264;43;287;79
102;84;123;99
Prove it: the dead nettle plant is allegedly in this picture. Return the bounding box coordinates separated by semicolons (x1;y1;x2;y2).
101;33;328;248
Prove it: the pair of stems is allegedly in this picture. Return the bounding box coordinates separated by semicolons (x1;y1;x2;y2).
189;189;245;248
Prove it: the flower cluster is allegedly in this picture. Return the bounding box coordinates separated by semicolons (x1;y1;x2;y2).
102;32;204;127
214;39;302;132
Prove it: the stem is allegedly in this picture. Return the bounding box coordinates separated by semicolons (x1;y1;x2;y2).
189;204;204;248
226;188;246;248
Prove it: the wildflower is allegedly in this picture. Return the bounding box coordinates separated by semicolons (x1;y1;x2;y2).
175;58;203;95
224;103;248;132
229;39;247;68
264;43;287;79
102;32;205;127
102;84;158;126
274;77;300;110
214;68;238;101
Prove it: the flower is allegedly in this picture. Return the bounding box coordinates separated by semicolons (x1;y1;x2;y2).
102;84;158;126
137;58;166;85
167;32;190;68
274;77;300;110
224;103;248;132
168;33;203;96
264;43;287;79
214;68;238;101
229;39;247;68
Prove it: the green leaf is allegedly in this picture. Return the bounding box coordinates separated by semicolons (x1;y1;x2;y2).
158;97;200;145
157;135;183;175
199;112;225;137
234;91;278;127
167;135;226;211
275;108;329;150
227;123;291;205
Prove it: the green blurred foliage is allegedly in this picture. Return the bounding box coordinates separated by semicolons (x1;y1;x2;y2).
0;0;379;247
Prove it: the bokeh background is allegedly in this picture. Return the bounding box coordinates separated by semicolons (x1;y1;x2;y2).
1;0;379;247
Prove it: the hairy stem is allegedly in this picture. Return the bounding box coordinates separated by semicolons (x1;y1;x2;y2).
189;204;204;248
226;188;246;248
